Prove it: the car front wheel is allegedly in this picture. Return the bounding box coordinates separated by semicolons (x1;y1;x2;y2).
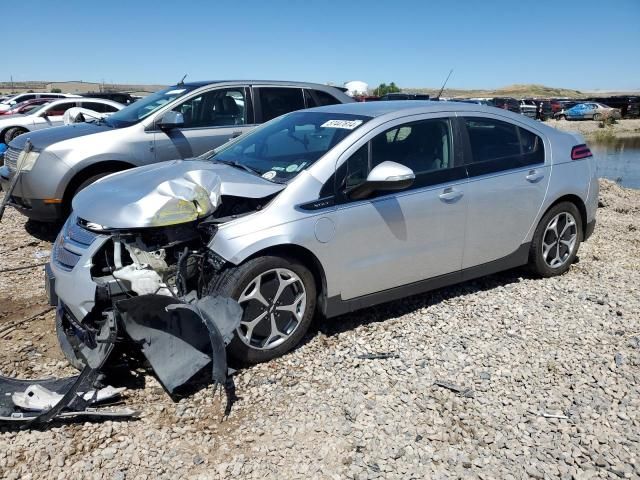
209;255;317;364
529;202;583;277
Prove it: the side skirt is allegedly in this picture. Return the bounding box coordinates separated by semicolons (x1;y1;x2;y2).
324;243;531;318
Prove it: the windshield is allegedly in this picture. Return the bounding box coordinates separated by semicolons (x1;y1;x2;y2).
104;85;198;128
209;111;370;182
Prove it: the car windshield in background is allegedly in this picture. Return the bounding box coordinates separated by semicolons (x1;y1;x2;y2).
104;85;198;128
209;111;371;182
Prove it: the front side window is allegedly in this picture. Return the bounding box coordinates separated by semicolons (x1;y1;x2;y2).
258;87;305;122
172;88;246;128
371;118;453;175
463;117;544;175
105;85;198;128
80;101;109;113
210;111;370;183
335;118;458;198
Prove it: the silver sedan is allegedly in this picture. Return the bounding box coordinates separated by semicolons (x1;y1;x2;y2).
49;101;599;366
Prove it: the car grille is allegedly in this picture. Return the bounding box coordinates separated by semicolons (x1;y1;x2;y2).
52;216;99;271
4;147;20;172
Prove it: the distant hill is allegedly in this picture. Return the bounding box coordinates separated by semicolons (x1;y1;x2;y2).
404;83;585;99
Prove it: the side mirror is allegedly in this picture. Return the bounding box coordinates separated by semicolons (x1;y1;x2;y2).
157;110;184;131
348;161;415;200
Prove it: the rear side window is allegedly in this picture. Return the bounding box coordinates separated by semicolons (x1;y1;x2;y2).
463;117;544;175
258;87;305;122
80;102;109;113
45;101;77;116
311;89;340;106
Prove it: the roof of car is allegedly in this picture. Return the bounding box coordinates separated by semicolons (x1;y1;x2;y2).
179;80;344;89
304;100;521;117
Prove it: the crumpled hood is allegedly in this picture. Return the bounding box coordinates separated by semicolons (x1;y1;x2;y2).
72;160;285;229
9;123;111;151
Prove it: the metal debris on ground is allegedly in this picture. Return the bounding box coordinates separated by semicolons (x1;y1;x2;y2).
433;380;475;398
356;352;399;360
527;409;570;420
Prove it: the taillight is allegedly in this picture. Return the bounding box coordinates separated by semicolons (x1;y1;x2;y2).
571;144;592;160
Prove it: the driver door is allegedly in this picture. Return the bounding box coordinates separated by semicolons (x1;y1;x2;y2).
329;116;468;300
154;87;254;162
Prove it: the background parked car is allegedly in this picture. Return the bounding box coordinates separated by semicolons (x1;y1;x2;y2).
0;81;353;222
0;98;124;144
0;92;79;112
79;92;137;105
519;99;537;118
585;96;640;118
488;97;521;113
564;102;621;121
378;93;430;100
553;101;579;120
0;98;53;116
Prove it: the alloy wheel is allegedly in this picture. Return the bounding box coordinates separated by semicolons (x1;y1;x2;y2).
542;212;578;268
237;268;307;350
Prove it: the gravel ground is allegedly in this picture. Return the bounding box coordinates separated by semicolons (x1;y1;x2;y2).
1;179;639;479
546;118;640;139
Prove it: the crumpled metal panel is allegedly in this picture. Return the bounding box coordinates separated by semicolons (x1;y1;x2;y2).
72;160;285;229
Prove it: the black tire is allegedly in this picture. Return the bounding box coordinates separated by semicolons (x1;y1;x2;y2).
4;127;27;144
529;201;583;278
209;255;317;364
75;171;118;195
593;113;602;121
55;310;86;371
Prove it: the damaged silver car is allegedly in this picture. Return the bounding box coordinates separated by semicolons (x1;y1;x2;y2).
47;101;599;372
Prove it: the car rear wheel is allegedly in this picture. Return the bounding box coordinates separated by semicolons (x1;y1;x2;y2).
209;255;317;364
529;202;583;277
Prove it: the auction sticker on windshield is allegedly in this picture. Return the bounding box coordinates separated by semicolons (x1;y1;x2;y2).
262;171;277;180
321;119;363;129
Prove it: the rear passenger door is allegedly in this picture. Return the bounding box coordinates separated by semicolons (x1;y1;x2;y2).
154;87;254;161
460;116;550;269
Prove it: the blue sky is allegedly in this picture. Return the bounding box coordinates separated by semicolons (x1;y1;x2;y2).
3;0;639;90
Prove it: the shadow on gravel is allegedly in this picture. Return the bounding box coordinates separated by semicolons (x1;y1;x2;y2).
306;266;535;343
24;219;63;243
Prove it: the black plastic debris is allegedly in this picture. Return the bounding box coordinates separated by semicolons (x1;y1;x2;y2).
433;380;475;398
0;313;135;425
0;294;241;427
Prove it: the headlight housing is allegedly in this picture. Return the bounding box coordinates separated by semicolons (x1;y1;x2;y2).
16;150;40;171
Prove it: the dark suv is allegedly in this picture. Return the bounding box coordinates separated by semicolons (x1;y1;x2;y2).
79;92;137;105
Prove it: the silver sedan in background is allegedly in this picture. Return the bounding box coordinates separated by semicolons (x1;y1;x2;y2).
49;101;598;366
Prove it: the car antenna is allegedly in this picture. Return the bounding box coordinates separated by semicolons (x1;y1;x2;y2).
435;69;453;100
178;74;188;86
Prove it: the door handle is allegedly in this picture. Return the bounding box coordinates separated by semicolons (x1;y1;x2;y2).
526;169;544;183
439;187;463;202
229;131;242;139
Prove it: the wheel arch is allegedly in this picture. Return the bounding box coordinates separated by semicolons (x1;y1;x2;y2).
1;125;29;143
543;194;588;237
63;160;135;205
243;244;329;317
